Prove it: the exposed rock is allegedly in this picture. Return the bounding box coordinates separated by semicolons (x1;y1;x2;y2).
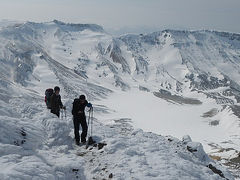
153;91;202;105
109;173;113;178
110;40;130;73
207;164;225;178
202;108;218;118
139;86;150;92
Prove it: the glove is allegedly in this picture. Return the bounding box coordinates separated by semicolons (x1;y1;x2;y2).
88;103;92;108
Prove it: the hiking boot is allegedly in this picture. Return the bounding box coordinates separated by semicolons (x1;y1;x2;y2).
81;141;86;145
75;141;80;146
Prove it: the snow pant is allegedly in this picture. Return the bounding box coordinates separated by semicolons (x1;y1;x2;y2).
51;109;60;118
73;116;88;143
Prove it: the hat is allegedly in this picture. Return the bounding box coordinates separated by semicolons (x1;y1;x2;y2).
79;95;86;100
54;86;60;92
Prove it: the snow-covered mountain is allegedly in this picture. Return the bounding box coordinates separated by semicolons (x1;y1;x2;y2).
0;20;239;179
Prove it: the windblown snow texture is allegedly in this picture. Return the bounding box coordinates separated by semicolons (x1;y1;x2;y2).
0;20;238;179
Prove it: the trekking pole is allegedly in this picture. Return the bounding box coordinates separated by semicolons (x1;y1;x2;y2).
86;109;91;148
61;109;63;119
87;109;92;136
86;107;94;149
64;108;66;119
91;107;93;138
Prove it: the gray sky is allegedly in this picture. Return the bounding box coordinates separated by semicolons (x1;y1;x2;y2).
0;0;239;34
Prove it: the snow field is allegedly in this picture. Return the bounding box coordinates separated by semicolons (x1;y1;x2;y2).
0;20;239;179
95;89;240;156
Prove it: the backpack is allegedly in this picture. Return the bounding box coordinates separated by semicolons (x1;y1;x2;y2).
45;88;54;109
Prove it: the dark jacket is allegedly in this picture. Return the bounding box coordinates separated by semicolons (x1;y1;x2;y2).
72;99;90;118
50;93;63;113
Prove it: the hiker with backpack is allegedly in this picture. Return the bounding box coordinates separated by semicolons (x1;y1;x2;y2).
50;86;65;117
72;95;92;145
45;88;54;109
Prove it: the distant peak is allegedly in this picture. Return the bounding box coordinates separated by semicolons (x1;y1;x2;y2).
52;19;105;33
52;20;65;25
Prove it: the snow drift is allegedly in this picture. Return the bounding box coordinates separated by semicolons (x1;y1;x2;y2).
0;20;239;179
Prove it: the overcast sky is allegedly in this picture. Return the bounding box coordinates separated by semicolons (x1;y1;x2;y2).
0;0;239;34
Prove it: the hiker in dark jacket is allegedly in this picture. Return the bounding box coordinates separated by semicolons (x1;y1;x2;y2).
72;95;92;145
50;86;65;117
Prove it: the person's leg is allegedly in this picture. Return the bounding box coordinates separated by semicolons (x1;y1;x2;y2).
73;118;80;144
56;111;60;118
80;117;88;143
50;110;55;115
51;109;60;118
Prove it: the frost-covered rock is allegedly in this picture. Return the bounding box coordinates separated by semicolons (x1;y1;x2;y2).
186;142;210;162
182;135;192;144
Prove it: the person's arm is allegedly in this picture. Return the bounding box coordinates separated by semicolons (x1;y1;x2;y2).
86;100;92;108
72;101;76;115
59;95;64;109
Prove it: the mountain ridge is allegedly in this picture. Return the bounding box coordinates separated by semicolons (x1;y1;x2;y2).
0;20;240;178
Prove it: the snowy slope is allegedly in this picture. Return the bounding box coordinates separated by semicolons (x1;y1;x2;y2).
0;20;239;179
